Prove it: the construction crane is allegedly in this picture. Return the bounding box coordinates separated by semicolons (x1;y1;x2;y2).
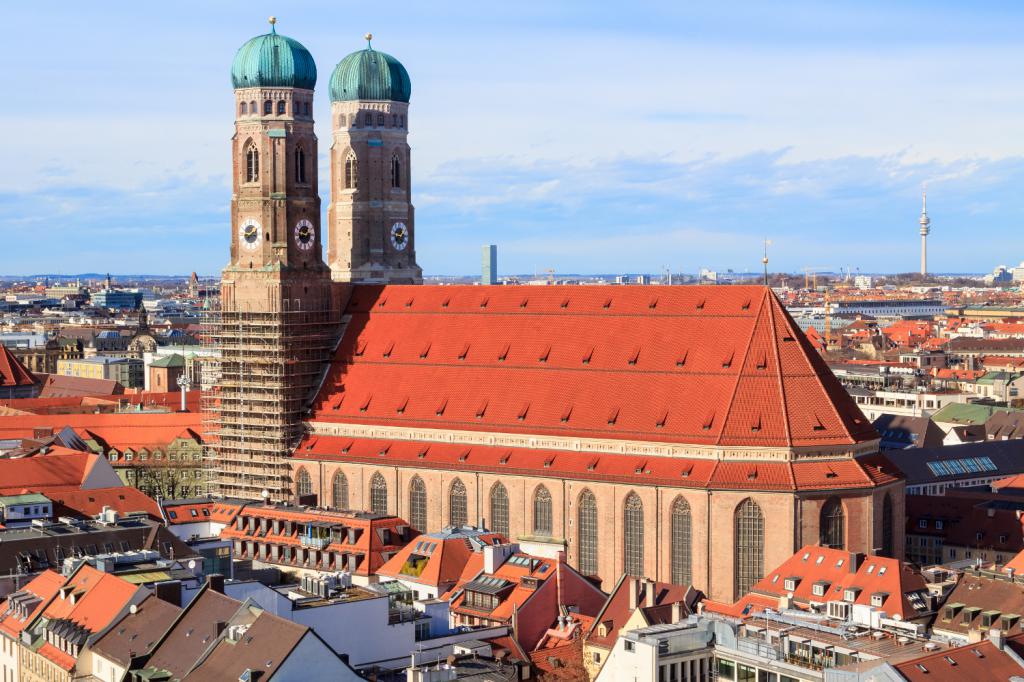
802;267;831;290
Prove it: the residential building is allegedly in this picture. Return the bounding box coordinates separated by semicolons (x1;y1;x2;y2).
0;571;64;682
0;344;39;399
930;568;1024;642
881;440;1024;495
873;414;946;449
56;356;143;389
905;493;1024;567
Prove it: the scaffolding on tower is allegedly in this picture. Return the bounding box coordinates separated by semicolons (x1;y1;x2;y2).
201;299;339;502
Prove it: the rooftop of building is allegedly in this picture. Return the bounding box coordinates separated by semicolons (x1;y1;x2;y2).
309;285;878;451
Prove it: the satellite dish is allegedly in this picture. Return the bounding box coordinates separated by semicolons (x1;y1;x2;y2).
188;560;196;570
129;604;138;614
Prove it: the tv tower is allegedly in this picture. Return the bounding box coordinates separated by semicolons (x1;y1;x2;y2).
919;186;930;276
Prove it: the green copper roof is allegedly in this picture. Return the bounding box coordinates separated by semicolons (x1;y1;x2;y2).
330;47;411;102
231;29;317;90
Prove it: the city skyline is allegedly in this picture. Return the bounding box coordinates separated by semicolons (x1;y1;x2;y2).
3;0;1024;276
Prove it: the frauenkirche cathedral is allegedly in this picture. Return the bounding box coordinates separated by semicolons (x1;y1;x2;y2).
207;20;905;603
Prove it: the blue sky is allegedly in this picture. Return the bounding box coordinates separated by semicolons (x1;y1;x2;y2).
2;1;1024;276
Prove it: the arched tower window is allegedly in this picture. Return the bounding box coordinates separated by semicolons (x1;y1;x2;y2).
276;100;286;115
820;497;845;549
532;485;552;536
263;100;273;115
490;483;509;536
239;102;247;116
449;478;468;528
370;472;388;515
578;489;598;576
623;492;644;577
881;493;894;557
249;100;256;115
391;154;402;189
294;145;307;184
344;153;358;190
295;468;312;497
409;476;427;531
245;142;259;183
377;113;385;126
671;496;692;586
735;499;765;598
331;471;348;509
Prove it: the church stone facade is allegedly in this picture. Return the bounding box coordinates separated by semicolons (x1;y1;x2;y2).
210;22;905;602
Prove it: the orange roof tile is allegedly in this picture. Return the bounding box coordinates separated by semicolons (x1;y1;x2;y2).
310;285;876;449
0;344;37;388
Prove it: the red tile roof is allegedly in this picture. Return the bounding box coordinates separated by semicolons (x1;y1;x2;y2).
295;435;896;492
377;529;507;588
310;285;876;449
894;636;1024;681
743;545;931;620
49;486;160;519
0;411;202;448
586;576;700;650
0;570;64;638
0;451;105;495
0;344;37;388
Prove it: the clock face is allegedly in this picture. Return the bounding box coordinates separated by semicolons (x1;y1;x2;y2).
390;222;409;251
239;218;261;251
294;219;315;250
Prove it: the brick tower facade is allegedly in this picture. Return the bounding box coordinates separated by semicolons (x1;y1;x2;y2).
207;23;337;501
327;39;422;284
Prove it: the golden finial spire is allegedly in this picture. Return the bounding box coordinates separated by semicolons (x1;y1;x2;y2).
268;16;277;33
365;32;373;48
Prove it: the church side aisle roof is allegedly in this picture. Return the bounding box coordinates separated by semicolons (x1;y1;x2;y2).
292;436;899;492
309;285;877;449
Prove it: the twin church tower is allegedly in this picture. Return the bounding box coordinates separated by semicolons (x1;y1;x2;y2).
214;20;420;500
227;18;421;287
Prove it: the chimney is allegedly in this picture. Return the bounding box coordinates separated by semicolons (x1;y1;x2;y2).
205;573;225;594
990;628;1005;650
645;579;656;608
671;601;683;623
628;578;639;611
154;580;182;607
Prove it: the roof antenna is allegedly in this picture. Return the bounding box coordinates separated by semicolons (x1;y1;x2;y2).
364;32;373;49
268;16;277;34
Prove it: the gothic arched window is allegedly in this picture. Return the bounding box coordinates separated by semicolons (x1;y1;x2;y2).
344;153;358;190
377;113;385;126
239;101;247;116
276;100;286;115
735;499;765;598
249;100;256;115
671;496;692;586
449;478;468;528
532;485;552;536
245;142;259;183
294;145;307;184
263;100;273;115
623;492;644;577
391;154;402;189
881;493;894;557
296;468;312;497
490;483;509;536
409;476;427;531
370;472;388;515
332;471;348;510
820;497;845;549
364;113;372;126
578;489;598;576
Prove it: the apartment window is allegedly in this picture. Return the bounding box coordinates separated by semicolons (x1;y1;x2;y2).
918;519;927;529
331;471;348;509
370;472;388;515
409;475;427;531
735;498;765;598
449;478;468;528
623;492;644;577
532;485;552;536
671;496;692;586
821;497;845;549
578;489;599;576
295;468;312;497
490;482;509;536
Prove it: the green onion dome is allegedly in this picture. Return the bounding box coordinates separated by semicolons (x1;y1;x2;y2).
231;21;317;90
330;38;411;102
